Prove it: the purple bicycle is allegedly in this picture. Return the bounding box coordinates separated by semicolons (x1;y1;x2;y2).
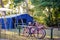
23;25;46;39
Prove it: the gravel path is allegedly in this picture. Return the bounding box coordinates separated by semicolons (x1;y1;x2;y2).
0;39;8;40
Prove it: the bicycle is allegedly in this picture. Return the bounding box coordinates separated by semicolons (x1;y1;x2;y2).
32;26;46;39
23;25;46;39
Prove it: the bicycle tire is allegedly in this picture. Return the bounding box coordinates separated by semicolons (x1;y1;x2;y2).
23;27;29;37
34;29;46;39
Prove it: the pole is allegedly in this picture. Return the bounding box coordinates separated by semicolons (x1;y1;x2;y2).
0;22;1;38
18;25;22;36
50;27;54;40
0;21;1;38
18;23;20;36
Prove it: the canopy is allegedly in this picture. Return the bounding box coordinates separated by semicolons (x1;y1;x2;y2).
0;14;33;29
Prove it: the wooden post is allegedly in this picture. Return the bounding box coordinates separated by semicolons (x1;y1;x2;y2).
50;27;54;40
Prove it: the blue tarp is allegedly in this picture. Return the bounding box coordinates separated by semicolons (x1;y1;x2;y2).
0;14;33;29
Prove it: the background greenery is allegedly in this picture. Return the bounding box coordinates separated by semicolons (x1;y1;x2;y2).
0;0;60;27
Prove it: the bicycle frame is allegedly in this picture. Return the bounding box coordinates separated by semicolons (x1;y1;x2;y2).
23;25;46;39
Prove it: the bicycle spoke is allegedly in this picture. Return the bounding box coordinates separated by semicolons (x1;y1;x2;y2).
38;29;46;39
23;28;29;37
33;29;46;39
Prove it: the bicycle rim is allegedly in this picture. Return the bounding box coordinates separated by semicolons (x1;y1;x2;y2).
34;29;46;39
23;28;29;37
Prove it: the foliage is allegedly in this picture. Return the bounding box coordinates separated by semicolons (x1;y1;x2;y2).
31;0;60;27
31;0;60;8
33;16;46;24
2;0;8;5
14;0;24;7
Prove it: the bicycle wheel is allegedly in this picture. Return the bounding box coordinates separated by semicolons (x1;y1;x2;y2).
23;27;29;37
34;29;46;39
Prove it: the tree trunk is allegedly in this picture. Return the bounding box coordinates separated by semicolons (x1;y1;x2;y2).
24;0;28;13
54;8;60;27
47;7;53;27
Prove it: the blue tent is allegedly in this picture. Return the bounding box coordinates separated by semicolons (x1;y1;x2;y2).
0;14;33;29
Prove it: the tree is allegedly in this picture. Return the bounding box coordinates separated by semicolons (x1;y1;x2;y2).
0;0;5;35
14;0;24;7
31;0;60;27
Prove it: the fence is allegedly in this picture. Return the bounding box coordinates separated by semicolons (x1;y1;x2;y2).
0;24;60;40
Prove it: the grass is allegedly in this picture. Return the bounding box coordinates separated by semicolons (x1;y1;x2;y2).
0;29;60;40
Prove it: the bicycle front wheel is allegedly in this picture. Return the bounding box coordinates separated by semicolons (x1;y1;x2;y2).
34;29;46;39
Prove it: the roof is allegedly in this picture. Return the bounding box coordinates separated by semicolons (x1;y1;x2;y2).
0;13;29;19
0;8;12;11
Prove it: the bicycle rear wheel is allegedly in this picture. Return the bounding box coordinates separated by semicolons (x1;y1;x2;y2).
23;27;29;37
34;29;46;39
